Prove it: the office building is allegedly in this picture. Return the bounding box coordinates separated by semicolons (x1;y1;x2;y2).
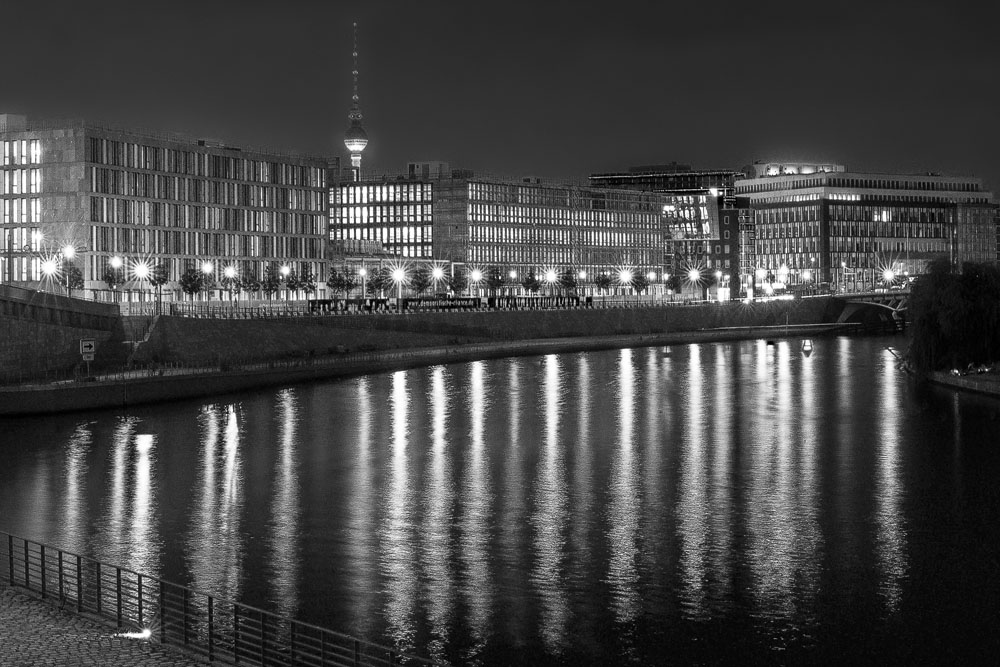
735;162;997;292
0;114;330;300
330;164;680;293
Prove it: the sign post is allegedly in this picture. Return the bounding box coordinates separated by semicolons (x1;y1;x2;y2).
80;338;96;378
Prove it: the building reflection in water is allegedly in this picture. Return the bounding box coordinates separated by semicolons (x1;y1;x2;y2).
268;389;301;618
875;349;907;611
678;344;709;618
346;377;377;638
707;345;734;611
61;422;92;552
746;341;821;624
187;404;245;603
460;361;493;654
532;354;569;654
129;433;158;576
607;349;640;627
382;371;418;651
423;366;455;662
95;417;136;568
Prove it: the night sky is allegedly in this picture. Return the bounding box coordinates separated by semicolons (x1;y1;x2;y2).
5;0;998;192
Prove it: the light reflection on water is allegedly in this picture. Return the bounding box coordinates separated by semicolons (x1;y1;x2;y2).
2;336;998;665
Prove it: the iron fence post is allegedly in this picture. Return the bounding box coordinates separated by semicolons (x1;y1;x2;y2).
116;568;123;627
76;555;82;613
208;596;215;662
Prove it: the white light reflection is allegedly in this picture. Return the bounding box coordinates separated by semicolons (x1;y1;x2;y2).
570;355;594;568
498;359;529;645
187;405;244;603
532;354;569;654
383;371;418;651
748;341;796;619
607;349;640;625
96;417;136;567
129;433;157;576
461;361;493;648
61;423;92;551
707;345;735;608
678;344;709;618
423;366;455;662
346;377;377;638
875;350;907;611
268;389;300;618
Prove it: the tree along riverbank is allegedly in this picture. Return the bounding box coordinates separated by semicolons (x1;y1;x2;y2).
0;322;857;416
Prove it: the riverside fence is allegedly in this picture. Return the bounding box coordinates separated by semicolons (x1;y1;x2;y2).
1;532;438;666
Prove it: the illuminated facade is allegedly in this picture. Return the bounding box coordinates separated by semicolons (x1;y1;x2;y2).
0;115;329;299
330;169;671;290
590;164;742;297
735;164;997;291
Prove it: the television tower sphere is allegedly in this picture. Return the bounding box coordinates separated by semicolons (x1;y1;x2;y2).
344;123;368;154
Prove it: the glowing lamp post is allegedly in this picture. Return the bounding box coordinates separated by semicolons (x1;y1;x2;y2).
358;266;367;301
545;269;557;297
280;265;291;300
223;265;237;311
392;267;405;312
109;256;124;302
470;269;482;298
432;266;444;295
200;261;214;302
40;257;58;291
133;260;151;310
618;268;634;304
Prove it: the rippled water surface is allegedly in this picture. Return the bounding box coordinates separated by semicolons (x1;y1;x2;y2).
2;335;999;664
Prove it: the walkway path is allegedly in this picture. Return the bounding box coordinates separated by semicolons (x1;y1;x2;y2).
0;584;203;666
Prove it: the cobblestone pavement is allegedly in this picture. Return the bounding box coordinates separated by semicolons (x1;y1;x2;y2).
0;584;204;666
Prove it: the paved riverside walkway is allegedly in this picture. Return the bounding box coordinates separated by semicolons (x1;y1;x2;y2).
0;584;204;667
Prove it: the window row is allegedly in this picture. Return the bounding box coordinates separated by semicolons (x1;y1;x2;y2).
0;169;41;194
91;168;324;211
2;140;41;165
2;198;40;224
336;183;433;205
87;138;324;187
89;197;326;236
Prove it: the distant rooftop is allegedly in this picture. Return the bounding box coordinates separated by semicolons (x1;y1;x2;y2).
0;113;334;163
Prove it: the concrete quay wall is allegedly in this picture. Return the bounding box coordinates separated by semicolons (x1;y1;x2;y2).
134;297;839;366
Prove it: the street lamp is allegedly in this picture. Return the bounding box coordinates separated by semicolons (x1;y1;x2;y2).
132;260;151;311
280;264;291;300
109;255;124;302
392;266;406;312
544;269;557;297
223;265;237;310
470;268;482;298
200;261;214;302
358;266;367;301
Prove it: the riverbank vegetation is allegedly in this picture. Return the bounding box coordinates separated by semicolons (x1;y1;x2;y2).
907;259;1000;372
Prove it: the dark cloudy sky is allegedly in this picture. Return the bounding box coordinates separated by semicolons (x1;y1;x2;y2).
4;0;998;192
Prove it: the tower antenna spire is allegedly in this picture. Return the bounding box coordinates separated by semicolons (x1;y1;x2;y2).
343;21;368;180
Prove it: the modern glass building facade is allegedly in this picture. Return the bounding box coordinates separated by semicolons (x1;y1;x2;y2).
1;114;330;300
735;163;997;291
330;170;672;290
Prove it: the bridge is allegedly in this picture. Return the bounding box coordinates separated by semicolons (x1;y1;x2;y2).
835;289;910;331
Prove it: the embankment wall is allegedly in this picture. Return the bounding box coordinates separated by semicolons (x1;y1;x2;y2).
132;297;841;365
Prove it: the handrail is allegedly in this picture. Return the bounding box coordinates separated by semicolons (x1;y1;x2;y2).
1;531;439;666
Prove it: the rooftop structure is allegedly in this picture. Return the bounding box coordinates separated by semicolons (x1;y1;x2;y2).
343;23;368;181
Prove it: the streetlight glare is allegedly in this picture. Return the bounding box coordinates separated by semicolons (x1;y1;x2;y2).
109;256;123;269
358;267;367;277
61;245;75;260
41;258;58;276
201;261;214;274
471;269;482;282
433;267;445;280
280;265;291;277
133;262;151;280
688;269;701;283
883;269;895;282
545;270;557;283
618;269;633;284
224;266;237;279
508;269;517;280
647;271;657;281
392;268;405;282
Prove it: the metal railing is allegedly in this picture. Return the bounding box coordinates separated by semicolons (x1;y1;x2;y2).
1;532;438;666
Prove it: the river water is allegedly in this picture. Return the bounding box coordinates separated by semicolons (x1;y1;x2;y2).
1;335;999;665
